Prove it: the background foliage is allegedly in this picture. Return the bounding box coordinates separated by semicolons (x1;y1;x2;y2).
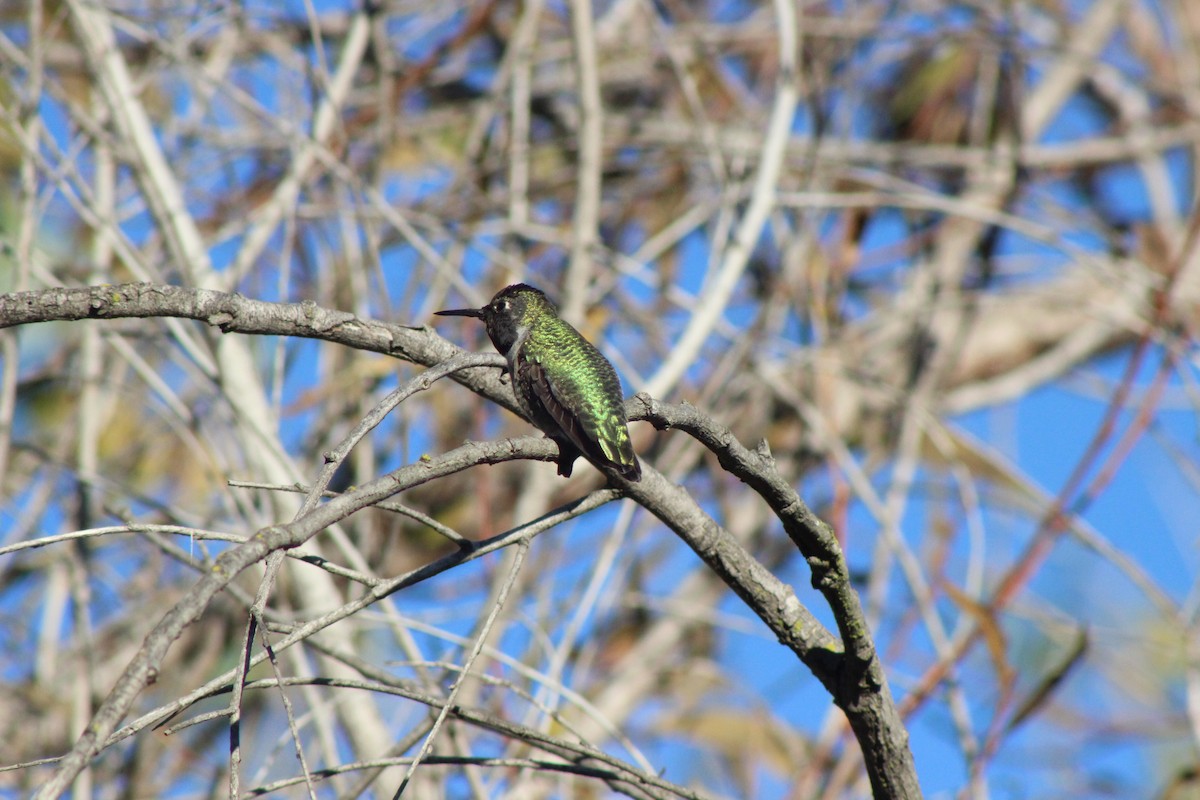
2;0;1199;797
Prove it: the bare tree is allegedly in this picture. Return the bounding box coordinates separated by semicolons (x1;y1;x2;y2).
1;1;1198;798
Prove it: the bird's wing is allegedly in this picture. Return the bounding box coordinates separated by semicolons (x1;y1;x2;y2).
523;357;639;478
521;359;589;449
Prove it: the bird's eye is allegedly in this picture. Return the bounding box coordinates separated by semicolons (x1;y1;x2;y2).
498;299;510;310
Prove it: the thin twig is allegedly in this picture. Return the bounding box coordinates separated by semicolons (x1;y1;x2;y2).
392;538;531;796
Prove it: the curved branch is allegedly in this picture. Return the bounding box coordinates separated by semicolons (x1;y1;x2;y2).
625;395;919;799
29;372;560;798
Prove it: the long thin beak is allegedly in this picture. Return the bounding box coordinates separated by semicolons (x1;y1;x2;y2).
434;307;485;318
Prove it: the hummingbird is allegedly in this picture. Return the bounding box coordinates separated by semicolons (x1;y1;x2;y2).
435;283;642;481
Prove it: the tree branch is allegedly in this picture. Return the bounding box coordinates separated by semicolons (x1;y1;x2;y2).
4;282;921;797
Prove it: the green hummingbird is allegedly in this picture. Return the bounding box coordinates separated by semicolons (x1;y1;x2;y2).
435;283;642;481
